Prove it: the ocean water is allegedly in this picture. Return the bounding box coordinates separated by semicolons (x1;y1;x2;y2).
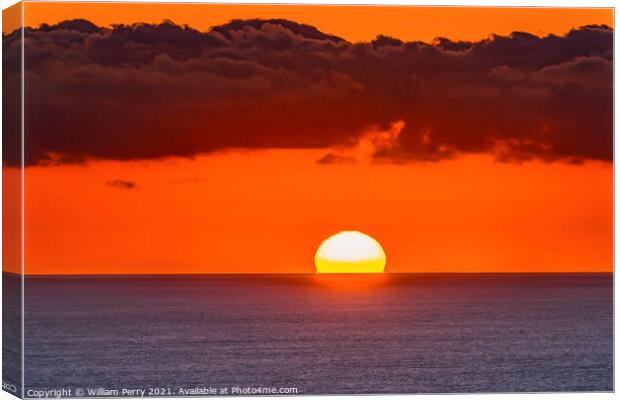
6;273;614;395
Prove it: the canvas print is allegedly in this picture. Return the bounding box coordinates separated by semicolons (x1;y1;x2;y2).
2;2;614;398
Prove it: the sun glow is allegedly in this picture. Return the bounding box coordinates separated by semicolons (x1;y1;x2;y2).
314;231;386;273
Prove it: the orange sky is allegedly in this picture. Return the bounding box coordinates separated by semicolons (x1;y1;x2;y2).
5;152;611;275
2;4;613;275
4;3;612;42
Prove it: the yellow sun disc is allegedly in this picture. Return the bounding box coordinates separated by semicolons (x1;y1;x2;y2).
314;231;386;273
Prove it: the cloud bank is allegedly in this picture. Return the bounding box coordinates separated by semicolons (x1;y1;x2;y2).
2;19;612;166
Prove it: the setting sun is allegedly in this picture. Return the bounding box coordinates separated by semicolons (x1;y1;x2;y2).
314;231;386;273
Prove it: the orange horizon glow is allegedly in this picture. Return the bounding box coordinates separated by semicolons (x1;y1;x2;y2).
2;151;611;275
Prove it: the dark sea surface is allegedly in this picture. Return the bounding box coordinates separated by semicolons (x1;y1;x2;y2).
9;273;615;395
2;273;22;396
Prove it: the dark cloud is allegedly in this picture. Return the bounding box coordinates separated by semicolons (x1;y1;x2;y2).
106;179;138;190
2;19;612;166
316;153;356;165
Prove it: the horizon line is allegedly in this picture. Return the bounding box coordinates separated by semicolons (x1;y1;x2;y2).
3;271;613;278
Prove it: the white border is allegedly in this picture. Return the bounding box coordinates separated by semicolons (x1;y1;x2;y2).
0;0;616;6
